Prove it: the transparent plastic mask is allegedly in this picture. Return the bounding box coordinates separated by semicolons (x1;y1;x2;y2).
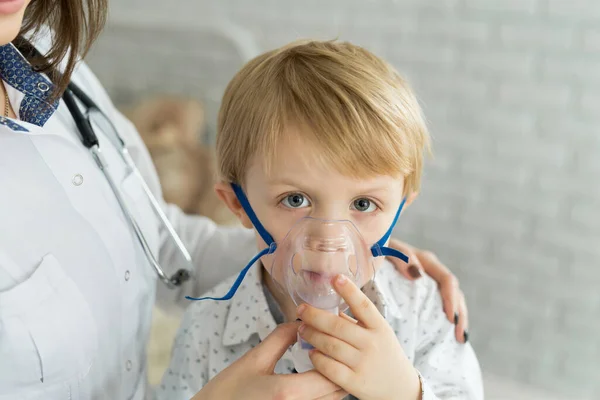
269;217;375;313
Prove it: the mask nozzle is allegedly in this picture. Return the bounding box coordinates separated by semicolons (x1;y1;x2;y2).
292;305;339;372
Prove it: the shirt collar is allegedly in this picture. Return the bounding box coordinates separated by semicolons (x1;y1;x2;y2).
221;263;389;348
222;264;278;347
0;43;59;127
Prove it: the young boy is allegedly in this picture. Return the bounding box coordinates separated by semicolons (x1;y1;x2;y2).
158;40;483;399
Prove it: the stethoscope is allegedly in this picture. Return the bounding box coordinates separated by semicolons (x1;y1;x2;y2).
60;82;193;288
12;39;193;288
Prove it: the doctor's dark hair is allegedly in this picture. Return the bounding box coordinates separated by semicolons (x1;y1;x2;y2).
17;0;108;100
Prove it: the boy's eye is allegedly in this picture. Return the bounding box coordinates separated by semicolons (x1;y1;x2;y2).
352;198;377;213
281;193;310;209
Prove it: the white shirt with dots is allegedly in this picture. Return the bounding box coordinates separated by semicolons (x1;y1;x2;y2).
156;261;484;400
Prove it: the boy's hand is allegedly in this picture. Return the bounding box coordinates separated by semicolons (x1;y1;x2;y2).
387;238;469;343
297;275;422;400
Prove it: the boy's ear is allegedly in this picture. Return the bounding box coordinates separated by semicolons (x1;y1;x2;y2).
214;182;254;229
405;191;419;207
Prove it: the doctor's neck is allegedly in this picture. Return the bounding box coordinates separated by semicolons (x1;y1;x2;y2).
0;81;16;119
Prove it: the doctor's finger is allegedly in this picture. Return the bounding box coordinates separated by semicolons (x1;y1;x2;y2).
244;321;300;371
277;370;341;399
455;292;469;344
387;238;423;281
315;389;349;400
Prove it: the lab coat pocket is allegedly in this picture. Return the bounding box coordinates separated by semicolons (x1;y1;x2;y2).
0;253;98;399
121;170;161;265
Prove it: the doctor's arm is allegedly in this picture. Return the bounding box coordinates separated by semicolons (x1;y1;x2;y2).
156;204;256;311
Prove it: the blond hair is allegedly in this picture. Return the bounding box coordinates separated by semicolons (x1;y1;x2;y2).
216;40;430;196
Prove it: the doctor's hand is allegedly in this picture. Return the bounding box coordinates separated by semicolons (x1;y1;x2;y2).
387;238;469;343
297;274;421;400
191;321;347;400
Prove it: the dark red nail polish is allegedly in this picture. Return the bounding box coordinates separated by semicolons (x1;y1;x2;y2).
408;265;422;278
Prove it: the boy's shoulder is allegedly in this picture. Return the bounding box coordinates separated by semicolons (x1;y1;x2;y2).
187;274;239;313
375;260;440;298
178;265;268;345
373;260;445;319
178;273;240;336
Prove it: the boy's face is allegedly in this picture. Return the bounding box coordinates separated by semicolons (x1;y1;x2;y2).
218;125;409;284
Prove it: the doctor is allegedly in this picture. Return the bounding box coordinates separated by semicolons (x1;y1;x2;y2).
0;1;469;399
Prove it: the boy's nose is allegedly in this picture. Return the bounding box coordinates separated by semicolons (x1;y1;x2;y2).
302;221;350;252
309;205;347;223
298;237;356;277
303;235;349;252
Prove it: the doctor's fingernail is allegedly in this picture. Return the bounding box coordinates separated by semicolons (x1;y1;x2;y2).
297;304;307;317
408;265;422;279
454;312;459;325
334;274;347;286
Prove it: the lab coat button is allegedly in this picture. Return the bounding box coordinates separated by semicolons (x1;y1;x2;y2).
124;270;130;281
72;174;84;186
126;360;132;371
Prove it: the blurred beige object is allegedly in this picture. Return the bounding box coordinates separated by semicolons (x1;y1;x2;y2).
146;307;182;385
125;96;238;225
125;96;239;386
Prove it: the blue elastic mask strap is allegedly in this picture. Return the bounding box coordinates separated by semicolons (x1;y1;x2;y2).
186;184;277;301
370;196;409;264
186;246;273;301
231;183;275;247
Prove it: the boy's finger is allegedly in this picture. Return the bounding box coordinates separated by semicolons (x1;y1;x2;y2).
298;305;367;348
309;350;354;392
332;274;384;330
339;312;358;324
299;324;361;368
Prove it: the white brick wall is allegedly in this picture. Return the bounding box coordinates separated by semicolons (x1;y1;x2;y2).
499;24;575;51
86;1;600;398
463;0;539;14
583;28;600;52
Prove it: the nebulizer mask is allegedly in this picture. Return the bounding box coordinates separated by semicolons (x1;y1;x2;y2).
187;183;409;372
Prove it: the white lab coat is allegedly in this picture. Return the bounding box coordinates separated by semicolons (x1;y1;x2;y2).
0;40;254;400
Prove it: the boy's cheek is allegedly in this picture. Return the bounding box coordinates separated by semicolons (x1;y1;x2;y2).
372;257;385;272
259;251;275;273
